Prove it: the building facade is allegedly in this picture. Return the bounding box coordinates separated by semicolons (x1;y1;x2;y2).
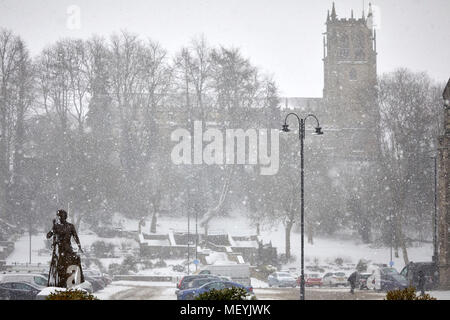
438;78;450;288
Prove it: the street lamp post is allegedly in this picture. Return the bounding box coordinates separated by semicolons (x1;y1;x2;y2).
195;209;198;272
432;155;438;263
282;113;323;301
187;205;190;275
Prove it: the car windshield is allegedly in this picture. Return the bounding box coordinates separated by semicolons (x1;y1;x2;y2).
308;274;319;278
277;273;291;277
182;276;195;282
189;278;217;288
391;274;406;282
381;268;398;275
204;282;225;290
34;276;47;286
334;273;345;277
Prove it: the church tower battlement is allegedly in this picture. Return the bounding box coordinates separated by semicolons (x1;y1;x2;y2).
323;2;378;128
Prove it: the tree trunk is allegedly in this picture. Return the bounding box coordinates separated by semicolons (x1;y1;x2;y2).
394;210;409;265
397;226;409;265
150;211;157;233
285;221;294;260
307;225;314;245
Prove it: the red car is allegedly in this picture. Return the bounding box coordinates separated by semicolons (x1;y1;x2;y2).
296;273;323;287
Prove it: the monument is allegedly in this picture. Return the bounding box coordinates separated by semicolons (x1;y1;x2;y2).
47;209;85;288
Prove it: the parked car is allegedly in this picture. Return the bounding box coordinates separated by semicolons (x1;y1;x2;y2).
185;277;222;290
366;267;408;291
177;280;253;300
177;274;220;290
0;281;42;300
322;272;348;287
301;273;323;287
0;273;48;287
0;273;93;293
358;273;372;290
267;272;297;288
400;262;439;290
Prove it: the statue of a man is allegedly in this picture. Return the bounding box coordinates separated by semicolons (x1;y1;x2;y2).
47;209;85;288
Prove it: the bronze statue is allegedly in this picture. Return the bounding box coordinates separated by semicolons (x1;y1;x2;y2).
47;209;85;288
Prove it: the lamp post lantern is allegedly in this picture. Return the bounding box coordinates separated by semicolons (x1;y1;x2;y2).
281;113;323;301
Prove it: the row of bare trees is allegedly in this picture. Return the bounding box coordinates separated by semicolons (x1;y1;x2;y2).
0;27;444;266
0;28;280;235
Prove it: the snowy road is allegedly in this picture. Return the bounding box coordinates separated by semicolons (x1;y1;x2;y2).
254;287;385;300
96;281;386;300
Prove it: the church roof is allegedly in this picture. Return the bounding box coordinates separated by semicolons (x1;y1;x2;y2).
444;78;450;104
279;97;323;111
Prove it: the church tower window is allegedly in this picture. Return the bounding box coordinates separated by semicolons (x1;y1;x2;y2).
349;69;357;80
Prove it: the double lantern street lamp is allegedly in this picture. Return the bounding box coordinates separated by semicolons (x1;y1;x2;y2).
281;113;323;301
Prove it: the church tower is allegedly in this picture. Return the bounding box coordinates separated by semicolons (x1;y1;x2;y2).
323;2;377;129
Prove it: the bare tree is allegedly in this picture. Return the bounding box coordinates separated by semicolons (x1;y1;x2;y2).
0;29;34;223
378;69;444;265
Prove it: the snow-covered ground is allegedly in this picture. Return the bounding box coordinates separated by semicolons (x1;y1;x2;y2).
6;213;434;273
94;284;133;300
428;291;450;300
251;277;270;288
107;212;434;271
5;212;448;300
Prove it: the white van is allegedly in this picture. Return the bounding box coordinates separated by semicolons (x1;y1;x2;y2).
198;264;251;286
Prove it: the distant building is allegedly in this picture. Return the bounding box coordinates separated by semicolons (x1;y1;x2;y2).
283;2;379;163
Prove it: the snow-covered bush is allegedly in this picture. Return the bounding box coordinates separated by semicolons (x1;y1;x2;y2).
142;259;154;269
334;257;344;266
108;255;139;275
154;258;167;268
385;287;436;300
46;289;98;300
356;259;368;272
195;287;250;300
91;240;115;258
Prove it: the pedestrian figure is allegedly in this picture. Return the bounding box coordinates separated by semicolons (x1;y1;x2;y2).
47;209;84;288
348;271;358;294
417;270;426;296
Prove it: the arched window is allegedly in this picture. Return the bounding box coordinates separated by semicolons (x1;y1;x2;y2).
355;48;365;60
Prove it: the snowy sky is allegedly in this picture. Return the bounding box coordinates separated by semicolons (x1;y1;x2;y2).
0;0;449;97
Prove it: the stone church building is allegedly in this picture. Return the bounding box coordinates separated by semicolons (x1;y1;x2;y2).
283;2;379;203
284;3;379;161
